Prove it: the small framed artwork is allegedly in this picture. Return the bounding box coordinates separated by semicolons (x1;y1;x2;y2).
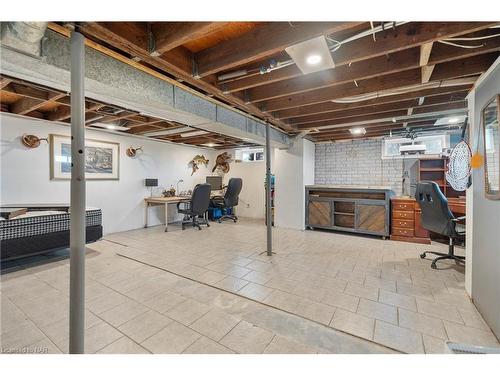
50;134;120;180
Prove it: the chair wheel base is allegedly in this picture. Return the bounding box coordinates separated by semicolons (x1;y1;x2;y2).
420;253;426;259
431;263;437;269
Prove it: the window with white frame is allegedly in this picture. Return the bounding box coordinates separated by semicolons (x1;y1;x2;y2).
382;134;450;159
235;148;264;162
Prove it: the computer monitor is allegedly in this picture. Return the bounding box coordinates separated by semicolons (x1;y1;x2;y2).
206;176;223;191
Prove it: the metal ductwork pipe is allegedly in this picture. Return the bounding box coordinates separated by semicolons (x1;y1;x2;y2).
0;21;48;56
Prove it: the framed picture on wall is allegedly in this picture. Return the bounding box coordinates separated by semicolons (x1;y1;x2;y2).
50;134;120;180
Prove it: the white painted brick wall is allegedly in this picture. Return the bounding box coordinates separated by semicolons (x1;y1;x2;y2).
315;139;403;195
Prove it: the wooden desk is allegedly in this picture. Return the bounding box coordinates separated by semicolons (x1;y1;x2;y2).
448;198;466;216
144;192;221;232
144;196;189;232
390;196;466;244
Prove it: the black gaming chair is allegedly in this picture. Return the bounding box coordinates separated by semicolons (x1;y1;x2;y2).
177;183;211;230
415;181;465;269
210;178;243;223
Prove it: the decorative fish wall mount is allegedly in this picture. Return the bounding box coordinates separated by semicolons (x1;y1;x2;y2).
189;155;209;175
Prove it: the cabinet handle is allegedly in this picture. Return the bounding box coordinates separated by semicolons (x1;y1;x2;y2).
401;205;406;208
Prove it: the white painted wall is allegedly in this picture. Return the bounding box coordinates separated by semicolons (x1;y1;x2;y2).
218;149;266;219
0;114;216;234
274;138;314;230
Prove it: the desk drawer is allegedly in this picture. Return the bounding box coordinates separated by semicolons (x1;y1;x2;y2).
392;202;414;211
392;228;414;237
393;210;414;219
392;218;414;229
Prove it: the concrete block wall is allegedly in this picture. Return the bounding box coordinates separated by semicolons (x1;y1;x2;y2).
315;139;403;195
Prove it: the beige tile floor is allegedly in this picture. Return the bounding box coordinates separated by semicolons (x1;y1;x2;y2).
1;218;498;354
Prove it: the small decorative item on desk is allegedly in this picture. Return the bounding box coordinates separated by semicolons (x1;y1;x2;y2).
162;186;176;197
189;155;209;175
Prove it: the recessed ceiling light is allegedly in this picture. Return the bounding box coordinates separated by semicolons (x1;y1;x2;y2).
92;123;130;131
306;54;322;65
349;127;366;135
202;143;218;148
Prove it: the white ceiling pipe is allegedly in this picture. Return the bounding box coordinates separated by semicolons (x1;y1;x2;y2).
331;77;477;104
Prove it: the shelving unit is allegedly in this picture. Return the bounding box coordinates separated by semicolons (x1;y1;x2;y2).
414;158;465;199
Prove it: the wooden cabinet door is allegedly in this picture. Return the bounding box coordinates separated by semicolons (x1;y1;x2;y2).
356;204;386;234
308;200;331;227
414;208;430;238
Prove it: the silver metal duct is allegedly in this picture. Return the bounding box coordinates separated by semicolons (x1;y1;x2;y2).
0;21;48;56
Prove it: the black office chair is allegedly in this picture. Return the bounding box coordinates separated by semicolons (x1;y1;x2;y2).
210;178;242;223
415;181;465;269
177;183;211;230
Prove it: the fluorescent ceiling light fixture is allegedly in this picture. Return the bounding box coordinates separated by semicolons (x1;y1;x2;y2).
180;130;209;138
434;115;467;126
92;123;130;131
349;127;367;135
285;35;335;74
201;143;219;147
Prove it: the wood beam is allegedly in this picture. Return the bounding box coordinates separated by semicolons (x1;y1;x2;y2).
261;53;492;112
221;22;497;93
420;42;434;66
421;65;435;84
74;22;290;131
296;110;410;130
262;69;422;112
0;77;12;90
288;94;467;126
248;48;420;103
11;92;65;115
151;22;228;55
412;100;467;114
195;22;364;77
420;42;434;83
299;101;467;131
273;86;471;120
48;102;104;122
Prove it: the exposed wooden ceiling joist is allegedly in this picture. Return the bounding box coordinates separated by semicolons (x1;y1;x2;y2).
221;22;497;93
74;22;291;131
296;100;467;130
260;53;494;112
273;86;471;120
288;96;467;126
151;22;229;55
195;22;365;77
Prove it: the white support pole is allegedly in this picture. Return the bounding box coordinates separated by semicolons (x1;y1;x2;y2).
265;121;273;256
69;31;86;354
